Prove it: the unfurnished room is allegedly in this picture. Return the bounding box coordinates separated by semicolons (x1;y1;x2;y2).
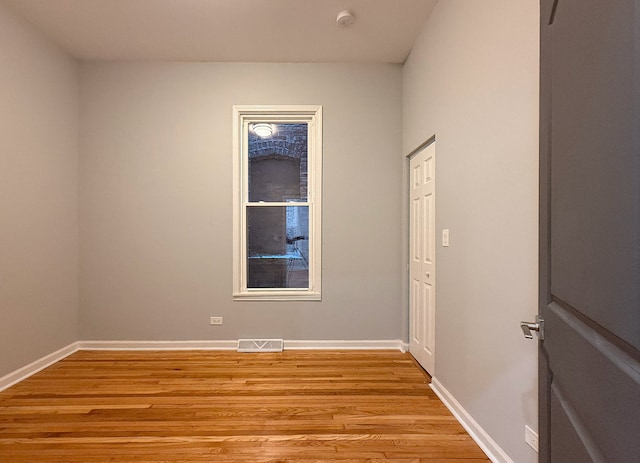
1;1;638;462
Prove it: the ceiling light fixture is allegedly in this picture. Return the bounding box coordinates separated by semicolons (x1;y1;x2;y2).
252;123;274;138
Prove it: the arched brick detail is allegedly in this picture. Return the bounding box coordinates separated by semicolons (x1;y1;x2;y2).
248;123;308;198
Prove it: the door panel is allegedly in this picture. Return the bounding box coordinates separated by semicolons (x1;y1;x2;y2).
409;142;436;374
422;281;434;353
423;195;433;265
549;392;594;463
549;0;640;349
546;302;640;462
411;279;421;345
540;0;640;461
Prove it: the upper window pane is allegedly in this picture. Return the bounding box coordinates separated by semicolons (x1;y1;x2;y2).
248;123;308;202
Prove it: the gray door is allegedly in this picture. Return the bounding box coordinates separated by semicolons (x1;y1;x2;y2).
539;0;640;461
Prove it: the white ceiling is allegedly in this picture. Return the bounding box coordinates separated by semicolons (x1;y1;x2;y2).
3;0;438;63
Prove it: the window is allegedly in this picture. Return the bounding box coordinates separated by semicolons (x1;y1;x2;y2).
232;106;322;301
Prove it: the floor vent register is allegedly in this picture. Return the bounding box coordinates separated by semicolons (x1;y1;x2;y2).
237;339;284;353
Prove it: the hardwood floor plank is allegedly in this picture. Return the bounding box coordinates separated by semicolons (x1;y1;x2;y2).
0;351;489;462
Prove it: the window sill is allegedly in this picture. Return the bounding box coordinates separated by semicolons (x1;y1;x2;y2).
233;291;321;302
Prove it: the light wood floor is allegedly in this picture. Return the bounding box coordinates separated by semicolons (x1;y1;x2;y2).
0;350;489;462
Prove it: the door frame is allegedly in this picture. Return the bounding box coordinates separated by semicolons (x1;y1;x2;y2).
538;1;552;460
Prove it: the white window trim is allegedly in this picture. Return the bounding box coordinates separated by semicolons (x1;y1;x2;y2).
232;105;322;301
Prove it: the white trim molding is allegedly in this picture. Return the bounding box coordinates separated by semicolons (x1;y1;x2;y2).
80;339;406;351
78;340;239;351
430;378;514;463
232;105;323;301
0;342;80;392
285;340;407;351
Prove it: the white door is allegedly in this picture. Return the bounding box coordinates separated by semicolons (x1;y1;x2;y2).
409;142;435;374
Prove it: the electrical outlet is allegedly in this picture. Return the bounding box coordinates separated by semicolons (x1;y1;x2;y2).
210;316;223;325
525;425;539;453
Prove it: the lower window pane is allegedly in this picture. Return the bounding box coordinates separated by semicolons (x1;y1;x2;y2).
247;206;309;289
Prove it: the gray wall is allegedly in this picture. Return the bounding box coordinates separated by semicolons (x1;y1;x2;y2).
402;1;539;462
79;62;404;341
0;2;80;376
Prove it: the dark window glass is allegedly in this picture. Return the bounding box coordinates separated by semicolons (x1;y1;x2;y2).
247;206;309;289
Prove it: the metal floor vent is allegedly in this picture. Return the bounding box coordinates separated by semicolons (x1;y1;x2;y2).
237;339;284;353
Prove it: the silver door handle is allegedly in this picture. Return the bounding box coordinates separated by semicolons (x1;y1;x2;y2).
520;315;544;340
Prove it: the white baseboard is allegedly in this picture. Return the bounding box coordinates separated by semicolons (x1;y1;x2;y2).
78;340;238;350
430;377;514;463
0;342;80;392
80;340;406;351
1;339;409;391
285;339;407;351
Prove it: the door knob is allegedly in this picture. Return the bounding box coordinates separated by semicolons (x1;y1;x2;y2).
520;315;544;340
